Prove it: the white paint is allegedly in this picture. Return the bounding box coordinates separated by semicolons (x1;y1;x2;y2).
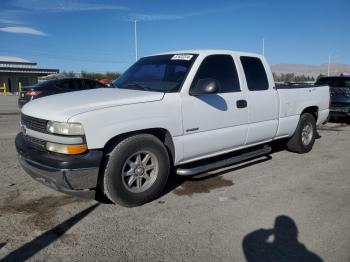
22;50;330;166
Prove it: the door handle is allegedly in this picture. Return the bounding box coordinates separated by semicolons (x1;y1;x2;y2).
236;100;247;108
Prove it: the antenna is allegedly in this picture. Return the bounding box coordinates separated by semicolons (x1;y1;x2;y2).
134;20;138;61
262;38;265;56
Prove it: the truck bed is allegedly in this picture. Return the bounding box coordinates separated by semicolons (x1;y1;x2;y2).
276;83;323;89
275;84;330;138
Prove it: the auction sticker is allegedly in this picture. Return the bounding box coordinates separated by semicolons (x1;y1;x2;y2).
171;54;193;61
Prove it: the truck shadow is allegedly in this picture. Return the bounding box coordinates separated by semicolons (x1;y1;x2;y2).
328;116;350;125
164;135;324;198
0;242;6;250
164;154;273;198
1;203;99;261
197;94;228;111
242;215;323;262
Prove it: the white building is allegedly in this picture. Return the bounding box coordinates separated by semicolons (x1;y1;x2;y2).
0;56;59;93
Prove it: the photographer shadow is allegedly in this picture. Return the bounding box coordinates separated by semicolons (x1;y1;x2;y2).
242;215;323;262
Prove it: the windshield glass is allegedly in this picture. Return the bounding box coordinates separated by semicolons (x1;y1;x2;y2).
113;54;197;92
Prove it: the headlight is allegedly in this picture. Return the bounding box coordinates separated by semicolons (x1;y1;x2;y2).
46;142;87;155
47;121;84;135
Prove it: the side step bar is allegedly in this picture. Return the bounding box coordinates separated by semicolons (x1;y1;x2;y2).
176;145;272;176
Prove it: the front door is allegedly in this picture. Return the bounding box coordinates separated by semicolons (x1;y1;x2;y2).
181;54;249;162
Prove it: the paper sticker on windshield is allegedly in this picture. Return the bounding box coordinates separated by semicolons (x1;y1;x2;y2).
171;54;193;61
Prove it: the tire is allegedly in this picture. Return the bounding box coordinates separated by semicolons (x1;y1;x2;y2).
102;134;170;207
287;113;316;154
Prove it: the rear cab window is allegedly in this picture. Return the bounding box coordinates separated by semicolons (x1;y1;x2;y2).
240;56;269;91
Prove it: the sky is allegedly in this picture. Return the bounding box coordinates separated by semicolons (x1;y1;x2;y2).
0;0;349;73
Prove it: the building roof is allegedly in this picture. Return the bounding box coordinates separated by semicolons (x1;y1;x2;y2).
0;56;32;63
0;55;59;76
0;67;59;75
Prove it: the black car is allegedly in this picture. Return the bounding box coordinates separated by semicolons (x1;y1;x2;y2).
18;78;106;108
316;76;350;119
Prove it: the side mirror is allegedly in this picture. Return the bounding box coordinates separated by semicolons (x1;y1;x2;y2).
190;78;220;96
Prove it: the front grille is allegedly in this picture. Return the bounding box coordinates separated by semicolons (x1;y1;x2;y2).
330;87;350;97
21;114;48;133
23;135;46;151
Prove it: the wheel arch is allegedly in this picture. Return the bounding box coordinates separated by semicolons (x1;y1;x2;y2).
301;106;318;121
103;128;175;164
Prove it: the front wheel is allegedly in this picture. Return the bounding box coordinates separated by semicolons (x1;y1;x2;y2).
287;113;316;153
102;134;170;207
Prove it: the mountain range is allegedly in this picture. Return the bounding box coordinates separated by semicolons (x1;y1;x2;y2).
271;64;350;78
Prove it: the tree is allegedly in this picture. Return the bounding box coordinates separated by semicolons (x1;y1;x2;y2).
316;74;326;82
80;71;120;81
273;72;316;83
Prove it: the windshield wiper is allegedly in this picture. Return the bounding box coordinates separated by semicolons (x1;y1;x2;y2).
110;82;118;88
123;83;153;92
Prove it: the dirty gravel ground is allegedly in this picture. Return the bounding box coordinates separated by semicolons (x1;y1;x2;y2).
0;114;349;261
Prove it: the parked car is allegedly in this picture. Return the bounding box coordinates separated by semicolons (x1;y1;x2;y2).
16;50;330;206
316;76;350;119
18;78;106;108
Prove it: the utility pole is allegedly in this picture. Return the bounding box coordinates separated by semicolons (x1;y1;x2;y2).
262;38;265;56
327;53;331;76
134;20;138;61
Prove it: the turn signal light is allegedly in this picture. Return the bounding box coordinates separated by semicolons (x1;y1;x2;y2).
25;90;43;96
67;144;88;155
46;142;88;155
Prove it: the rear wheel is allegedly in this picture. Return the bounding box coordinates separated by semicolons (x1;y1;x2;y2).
102;134;170;207
287;113;316;153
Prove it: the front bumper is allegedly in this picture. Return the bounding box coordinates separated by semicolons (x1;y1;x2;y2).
15;133;103;198
330;105;350;117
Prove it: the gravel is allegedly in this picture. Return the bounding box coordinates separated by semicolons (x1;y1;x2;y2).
0;113;349;261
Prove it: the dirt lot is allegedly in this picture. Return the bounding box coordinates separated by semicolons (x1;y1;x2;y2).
0;113;349;261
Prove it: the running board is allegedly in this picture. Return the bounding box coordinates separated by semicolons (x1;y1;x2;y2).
176;145;272;176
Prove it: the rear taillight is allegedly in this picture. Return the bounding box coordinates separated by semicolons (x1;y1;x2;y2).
25;90;43;96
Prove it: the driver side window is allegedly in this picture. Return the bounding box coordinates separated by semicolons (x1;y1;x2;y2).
190;55;240;93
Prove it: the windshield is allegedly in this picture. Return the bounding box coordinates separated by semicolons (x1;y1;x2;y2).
113;54;197;92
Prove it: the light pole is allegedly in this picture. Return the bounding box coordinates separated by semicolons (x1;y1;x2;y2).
134;20;138;61
262;38;265;56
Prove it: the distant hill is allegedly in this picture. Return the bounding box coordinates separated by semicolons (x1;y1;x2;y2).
271;64;350;78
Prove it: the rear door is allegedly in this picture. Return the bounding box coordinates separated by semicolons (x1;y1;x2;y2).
239;56;279;145
181;54;249;161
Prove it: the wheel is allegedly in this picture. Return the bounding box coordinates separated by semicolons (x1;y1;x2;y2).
102;134;170;207
287;113;316;153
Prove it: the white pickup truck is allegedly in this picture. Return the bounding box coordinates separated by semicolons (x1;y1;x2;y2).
16;50;330;206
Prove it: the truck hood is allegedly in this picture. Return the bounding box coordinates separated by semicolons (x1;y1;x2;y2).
22;88;165;122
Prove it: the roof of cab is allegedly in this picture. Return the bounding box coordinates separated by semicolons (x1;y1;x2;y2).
150;49;263;58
